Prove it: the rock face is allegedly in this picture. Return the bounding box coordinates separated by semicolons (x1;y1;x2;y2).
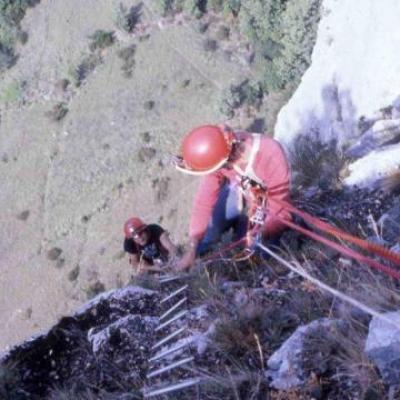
0;286;160;399
274;0;400;190
266;318;348;390
365;311;400;385
275;0;400;146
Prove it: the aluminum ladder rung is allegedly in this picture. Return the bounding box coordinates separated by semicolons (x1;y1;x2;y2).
146;356;194;379
143;377;201;397
161;285;188;303
152;327;186;350
159;275;184;284
155;310;187;332
160;297;187;321
149;338;191;363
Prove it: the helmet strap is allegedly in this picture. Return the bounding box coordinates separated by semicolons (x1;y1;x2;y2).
175;157;229;175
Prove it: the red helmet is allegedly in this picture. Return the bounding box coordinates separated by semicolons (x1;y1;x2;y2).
124;217;146;238
178;125;234;175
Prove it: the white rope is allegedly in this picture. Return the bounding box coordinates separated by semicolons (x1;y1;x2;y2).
256;242;400;331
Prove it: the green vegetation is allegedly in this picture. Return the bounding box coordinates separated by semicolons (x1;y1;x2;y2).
289;134;347;191
1;79;23;103
154;0;321;118
45;102;69;122
117;44;136;78
88;30;115;51
69;53;102;87
114;3;142;33
236;0;321;91
219;79;263;117
0;0;40;72
155;0;206;17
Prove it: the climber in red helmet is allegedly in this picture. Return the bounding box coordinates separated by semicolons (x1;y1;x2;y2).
173;124;291;271
123;217;177;273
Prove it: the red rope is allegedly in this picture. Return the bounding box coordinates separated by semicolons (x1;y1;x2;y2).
200;226;260;263
273;199;400;267
196;198;400;280
273;214;400;280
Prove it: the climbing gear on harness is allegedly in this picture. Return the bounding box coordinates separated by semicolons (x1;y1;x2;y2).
231;133;268;257
176;125;235;175
124;217;147;237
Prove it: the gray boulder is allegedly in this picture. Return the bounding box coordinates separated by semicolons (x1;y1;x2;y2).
266;318;348;390
378;204;400;244
365;311;400;385
347;119;400;158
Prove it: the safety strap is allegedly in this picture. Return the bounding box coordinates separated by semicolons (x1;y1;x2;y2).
233;134;264;186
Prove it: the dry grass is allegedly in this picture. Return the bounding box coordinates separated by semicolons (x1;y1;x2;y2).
289;134;348;191
377;169;400;194
0;361;24;399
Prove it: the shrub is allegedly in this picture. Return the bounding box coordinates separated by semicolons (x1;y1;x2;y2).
88;30;115;51
155;0;207;17
0;0;39;25
154;0;174;15
117;44;136;78
241;79;264;107
71;53;102;87
218;80;264;117
182;0;206;18
45;102;68;121
0;0;40;71
0;17;17;49
218;83;243;118
16;29;27;44
0;44;16;71
203;38;218;52
114;3;142;33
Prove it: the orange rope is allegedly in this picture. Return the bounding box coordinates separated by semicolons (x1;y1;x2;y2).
274;199;400;267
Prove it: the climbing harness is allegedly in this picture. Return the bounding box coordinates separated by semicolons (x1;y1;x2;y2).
232;134;268;260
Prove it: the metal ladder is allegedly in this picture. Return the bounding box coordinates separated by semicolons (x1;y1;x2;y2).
142;275;201;398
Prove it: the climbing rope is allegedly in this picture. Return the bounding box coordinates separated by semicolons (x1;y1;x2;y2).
256;242;400;331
